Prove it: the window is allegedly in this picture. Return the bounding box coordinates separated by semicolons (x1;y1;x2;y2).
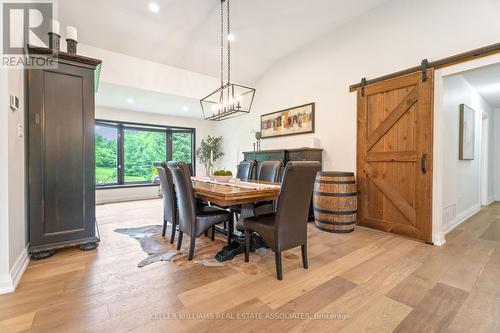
172;131;193;164
95;124;118;185
95;120;195;187
124;128;167;183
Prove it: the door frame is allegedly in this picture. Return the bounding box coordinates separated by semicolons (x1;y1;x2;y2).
480;112;490;206
432;52;500;245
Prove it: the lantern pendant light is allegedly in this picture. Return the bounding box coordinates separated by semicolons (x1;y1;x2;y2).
200;0;256;121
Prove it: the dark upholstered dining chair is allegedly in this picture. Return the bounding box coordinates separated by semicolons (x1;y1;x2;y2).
186;163;194;176
235;160;282;232
168;161;233;260
236;160;256;181
228;160;256;228
156;164;177;244
257;160;282;182
243;161;321;280
169;160;209;209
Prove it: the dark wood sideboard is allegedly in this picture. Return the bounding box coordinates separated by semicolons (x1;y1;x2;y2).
243;148;323;179
27;45;102;259
243;148;323;221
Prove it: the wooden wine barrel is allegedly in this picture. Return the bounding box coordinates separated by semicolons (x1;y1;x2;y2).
313;172;357;233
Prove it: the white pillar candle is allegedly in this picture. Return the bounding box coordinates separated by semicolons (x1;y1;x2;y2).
50;19;60;35
66;26;78;41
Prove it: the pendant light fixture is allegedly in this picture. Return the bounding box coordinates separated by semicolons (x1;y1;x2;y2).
200;0;256;121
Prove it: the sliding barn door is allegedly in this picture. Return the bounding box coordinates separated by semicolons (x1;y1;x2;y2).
357;70;433;242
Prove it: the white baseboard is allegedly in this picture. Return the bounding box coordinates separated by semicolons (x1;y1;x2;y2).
485;197;495;206
433;232;446;246
442;204;481;236
11;246;30;289
0;246;30;295
0;273;14;294
96;186;161;205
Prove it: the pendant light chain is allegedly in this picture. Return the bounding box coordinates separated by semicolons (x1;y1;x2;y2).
199;0;255;121
220;0;224;88
227;0;231;84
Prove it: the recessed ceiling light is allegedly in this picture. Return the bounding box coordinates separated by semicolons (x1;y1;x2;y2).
148;2;160;13
227;33;235;42
127;98;135;104
183;106;189;111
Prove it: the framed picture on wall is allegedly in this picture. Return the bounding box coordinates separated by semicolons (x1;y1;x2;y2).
459;103;475;160
260;102;315;139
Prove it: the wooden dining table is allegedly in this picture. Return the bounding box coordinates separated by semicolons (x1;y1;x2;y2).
192;177;281;207
191;177;281;261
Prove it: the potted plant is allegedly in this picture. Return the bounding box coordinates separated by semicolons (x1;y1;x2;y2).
213;169;233;183
195;135;224;176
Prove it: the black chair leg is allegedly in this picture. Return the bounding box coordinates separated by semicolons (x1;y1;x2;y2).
169;221;176;244
188;237;196;261
211;225;215;241
162;219;167;237
301;244;308;269
177;231;183;250
204;230;208;237
275;252;283;280
244;230;250;262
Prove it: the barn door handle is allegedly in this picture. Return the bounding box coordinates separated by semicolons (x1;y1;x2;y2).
421;153;428;174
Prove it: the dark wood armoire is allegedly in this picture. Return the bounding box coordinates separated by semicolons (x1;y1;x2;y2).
27;46;102;259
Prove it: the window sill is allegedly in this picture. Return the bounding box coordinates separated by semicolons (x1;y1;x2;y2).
96;183;159;190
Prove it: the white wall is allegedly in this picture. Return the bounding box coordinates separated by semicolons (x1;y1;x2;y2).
494;109;500;201
95;107;215;204
7;67;28;271
441;75;495;234
1;3;29;293
0;0;9;291
0;67;12;293
1;67;30;295
215;0;500;175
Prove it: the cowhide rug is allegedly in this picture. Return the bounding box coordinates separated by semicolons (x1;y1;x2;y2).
115;225;299;274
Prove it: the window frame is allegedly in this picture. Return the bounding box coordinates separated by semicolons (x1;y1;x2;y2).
94;122;120;186
95;119;196;189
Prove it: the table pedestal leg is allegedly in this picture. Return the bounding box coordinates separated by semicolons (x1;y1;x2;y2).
215;204;266;262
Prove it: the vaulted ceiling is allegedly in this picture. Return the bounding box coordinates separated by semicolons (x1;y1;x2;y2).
59;0;389;84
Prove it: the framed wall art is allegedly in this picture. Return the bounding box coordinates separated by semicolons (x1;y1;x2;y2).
260;103;315;139
459;103;475;160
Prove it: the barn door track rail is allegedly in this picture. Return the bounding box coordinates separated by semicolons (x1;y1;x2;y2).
351;41;500;93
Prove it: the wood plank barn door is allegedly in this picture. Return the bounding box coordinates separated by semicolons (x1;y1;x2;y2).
357;70;433;242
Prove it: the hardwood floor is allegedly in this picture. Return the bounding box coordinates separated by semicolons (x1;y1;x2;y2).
1;199;500;333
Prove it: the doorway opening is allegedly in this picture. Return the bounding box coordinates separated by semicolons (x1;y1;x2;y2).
434;56;500;244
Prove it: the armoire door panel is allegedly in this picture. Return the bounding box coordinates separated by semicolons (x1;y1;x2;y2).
43;70;85;235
